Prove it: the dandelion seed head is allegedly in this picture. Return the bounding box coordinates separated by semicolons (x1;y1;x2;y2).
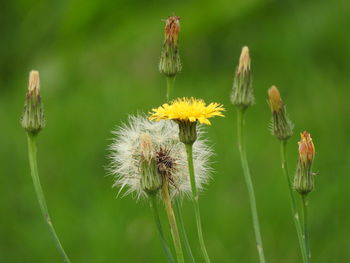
109;115;212;199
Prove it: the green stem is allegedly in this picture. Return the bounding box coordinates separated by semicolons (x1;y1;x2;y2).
301;194;311;262
174;199;196;263
236;110;266;263
280;141;308;263
185;144;211;263
26;134;71;263
161;182;185;263
149;195;175;263
166;76;175;101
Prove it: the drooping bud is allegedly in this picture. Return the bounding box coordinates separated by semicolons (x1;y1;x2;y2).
159;16;182;77
268;86;293;141
176;120;197;145
139;134;162;195
231;46;254;110
21;70;45;135
293;132;316;194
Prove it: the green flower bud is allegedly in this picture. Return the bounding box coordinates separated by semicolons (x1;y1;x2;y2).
231;46;254;110
268;86;293;141
159;16;182;77
21;70;45;135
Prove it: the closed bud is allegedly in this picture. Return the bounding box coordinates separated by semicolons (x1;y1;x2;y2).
293;132;316;194
21;70;45;135
231;46;254;110
139;134;162;195
159;16;182;77
268;86;293;141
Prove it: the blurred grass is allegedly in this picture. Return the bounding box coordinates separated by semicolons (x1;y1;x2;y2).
1;0;349;262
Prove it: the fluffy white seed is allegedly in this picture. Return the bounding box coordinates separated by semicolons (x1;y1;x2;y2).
108;115;212;199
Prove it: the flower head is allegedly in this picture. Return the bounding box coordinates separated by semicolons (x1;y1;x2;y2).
149;97;225;125
21;70;45;135
109;115;212;199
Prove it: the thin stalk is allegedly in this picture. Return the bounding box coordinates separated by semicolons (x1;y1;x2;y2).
174;199;196;263
185;144;211;263
236;109;266;263
149;195;175;263
161;182;185;263
280;141;308;263
301;194;311;262
166;76;175;101
26;134;71;263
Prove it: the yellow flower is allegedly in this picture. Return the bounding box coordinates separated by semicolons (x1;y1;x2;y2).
149;97;225;125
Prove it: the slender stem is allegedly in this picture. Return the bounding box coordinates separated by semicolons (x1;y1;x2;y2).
280;141;308;263
301;194;311;262
161;182;185;263
149;195;175;263
236;109;266;263
174;198;196;263
166;76;175;101
185;144;211;263
26;134;71;263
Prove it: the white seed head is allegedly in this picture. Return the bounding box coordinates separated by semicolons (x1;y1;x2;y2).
108;115;212;199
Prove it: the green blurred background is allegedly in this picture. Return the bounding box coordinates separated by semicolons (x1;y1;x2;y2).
1;0;349;262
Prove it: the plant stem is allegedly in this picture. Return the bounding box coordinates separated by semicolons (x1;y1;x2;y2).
185;143;211;263
149;195;175;263
301;194;311;262
280;141;308;263
161;181;185;263
174;198;196;263
166;76;175;101
236;109;266;263
26;134;71;263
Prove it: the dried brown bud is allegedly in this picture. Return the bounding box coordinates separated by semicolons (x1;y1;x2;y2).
159;15;182;77
164;16;180;45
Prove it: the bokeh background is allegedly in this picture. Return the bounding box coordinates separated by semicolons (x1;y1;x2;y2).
1;0;349;262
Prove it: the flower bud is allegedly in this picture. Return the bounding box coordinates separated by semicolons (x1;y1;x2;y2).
139;134;162;195
231;46;254;110
293;132;316;194
21;70;45;135
159;16;182;77
268;86;293;141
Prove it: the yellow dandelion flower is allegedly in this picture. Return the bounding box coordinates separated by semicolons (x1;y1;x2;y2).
149;97;225;125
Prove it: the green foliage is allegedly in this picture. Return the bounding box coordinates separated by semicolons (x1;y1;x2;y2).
1;0;349;262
